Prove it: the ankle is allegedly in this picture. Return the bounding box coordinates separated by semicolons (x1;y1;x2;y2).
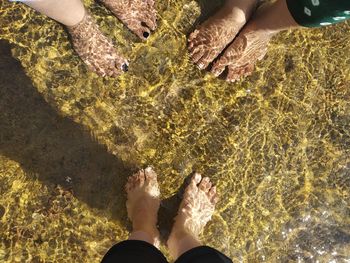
65;8;86;28
132;212;157;230
169;226;190;241
246;0;299;34
225;0;258;23
133;223;159;237
167;232;201;260
66;9;88;31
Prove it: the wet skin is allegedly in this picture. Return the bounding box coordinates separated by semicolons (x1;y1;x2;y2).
100;0;157;40
188;0;257;75
189;0;301;82
68;0;157;77
67;11;129;77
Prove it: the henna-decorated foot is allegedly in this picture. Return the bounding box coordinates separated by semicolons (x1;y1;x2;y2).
188;0;257;70
210;24;272;82
67;11;128;77
168;173;219;243
211;2;277;83
99;0;157;40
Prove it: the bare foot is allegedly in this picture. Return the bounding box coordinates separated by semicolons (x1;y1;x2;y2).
211;2;277;82
210;24;272;82
100;0;157;40
168;173;219;244
188;0;257;70
125;167;160;244
67;11;128;77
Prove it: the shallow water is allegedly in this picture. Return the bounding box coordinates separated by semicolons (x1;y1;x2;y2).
0;0;350;262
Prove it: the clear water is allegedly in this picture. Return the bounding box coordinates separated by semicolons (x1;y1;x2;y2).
0;0;349;262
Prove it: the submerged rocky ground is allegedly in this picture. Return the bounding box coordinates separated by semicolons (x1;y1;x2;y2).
1;0;350;262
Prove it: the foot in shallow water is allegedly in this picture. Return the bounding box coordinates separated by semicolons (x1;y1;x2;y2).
211;4;274;82
100;0;157;40
125;167;161;244
67;11;128;77
168;173;219;242
188;0;257;70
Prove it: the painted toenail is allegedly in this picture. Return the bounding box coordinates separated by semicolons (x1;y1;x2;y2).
121;63;129;72
143;32;150;38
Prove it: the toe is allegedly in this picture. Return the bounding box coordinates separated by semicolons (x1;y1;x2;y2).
188;29;200;43
125;180;132;193
188;34;204;52
126;174;137;192
226;67;240;83
199;177;211;192
190;49;205;65
192;173;202;185
206;181;212;192
185;173;201;196
136;24;151;40
107;63;120;78
135;170;146;187
211;60;227;77
226;65;250;83
96;67;107;77
243;63;254;76
209;186;219;204
84;59;107;77
145;166;157;182
188;41;195;50
142;14;157;31
196;50;217;70
209;186;216;199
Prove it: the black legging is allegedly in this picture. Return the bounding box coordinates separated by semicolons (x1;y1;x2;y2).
101;240;232;263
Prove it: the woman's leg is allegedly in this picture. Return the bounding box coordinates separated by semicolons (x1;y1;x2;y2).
101;168;167;263
23;0;128;77
24;0;85;27
188;0;257;70
167;173;219;259
126;167;161;247
210;0;300;82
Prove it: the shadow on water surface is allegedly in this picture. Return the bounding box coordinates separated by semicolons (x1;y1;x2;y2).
0;40;132;222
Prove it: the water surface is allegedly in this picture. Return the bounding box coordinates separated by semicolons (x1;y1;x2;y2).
0;0;350;262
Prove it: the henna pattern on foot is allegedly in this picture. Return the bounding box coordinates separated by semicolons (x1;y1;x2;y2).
67;11;128;77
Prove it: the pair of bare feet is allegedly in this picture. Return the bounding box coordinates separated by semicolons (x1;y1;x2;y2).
189;0;275;82
67;0;157;77
68;0;267;80
67;0;293;81
125;167;219;259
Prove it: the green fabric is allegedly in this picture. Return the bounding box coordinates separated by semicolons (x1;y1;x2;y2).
286;0;350;28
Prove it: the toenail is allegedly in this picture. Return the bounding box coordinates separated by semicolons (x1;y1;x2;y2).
145;167;153;173
121;63;129;72
143;32;150;38
194;173;201;181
